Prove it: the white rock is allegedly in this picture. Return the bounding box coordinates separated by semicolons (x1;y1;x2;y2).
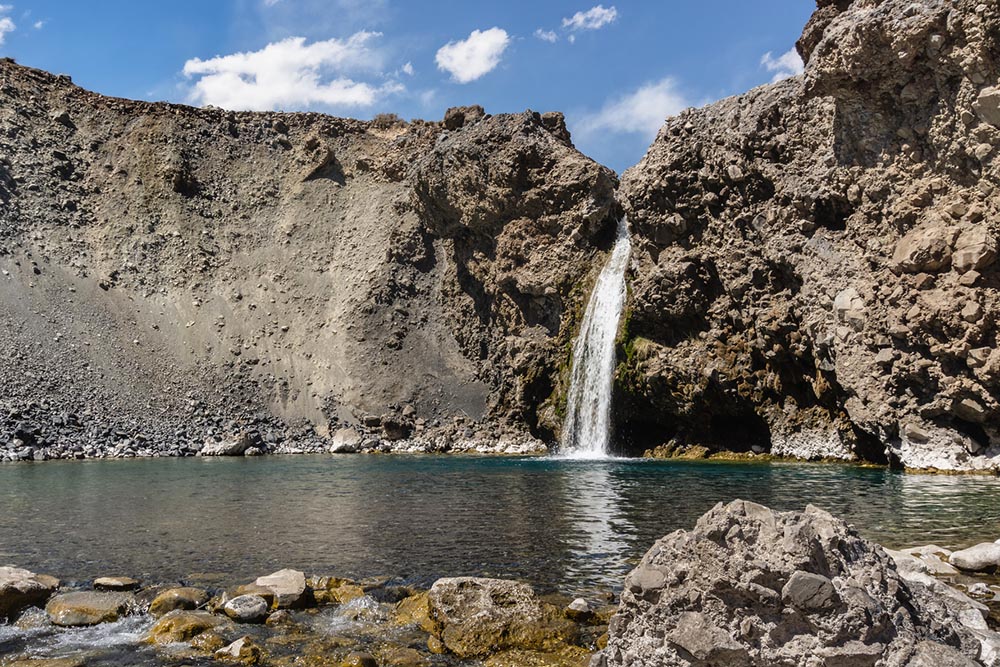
950;543;1000;573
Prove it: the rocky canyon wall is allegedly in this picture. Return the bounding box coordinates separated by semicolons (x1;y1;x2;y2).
0;62;618;458
618;0;1000;470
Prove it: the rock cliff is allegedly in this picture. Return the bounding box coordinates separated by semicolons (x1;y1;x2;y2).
618;0;1000;470
0;61;618;459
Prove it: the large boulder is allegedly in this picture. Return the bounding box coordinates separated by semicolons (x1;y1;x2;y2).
595;500;993;667
0;567;58;621
45;591;134;627
426;577;576;659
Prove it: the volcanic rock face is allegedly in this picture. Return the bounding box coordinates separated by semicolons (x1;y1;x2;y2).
0;60;617;458
618;0;1000;470
596;500;996;667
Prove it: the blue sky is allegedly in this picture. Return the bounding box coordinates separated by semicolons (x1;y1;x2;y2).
1;1;814;172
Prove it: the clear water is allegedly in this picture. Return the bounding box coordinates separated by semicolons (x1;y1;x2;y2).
3;455;1000;597
560;218;631;458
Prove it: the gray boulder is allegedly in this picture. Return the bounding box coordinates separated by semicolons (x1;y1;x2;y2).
950;543;1000;573
596;500;992;667
223;594;269;623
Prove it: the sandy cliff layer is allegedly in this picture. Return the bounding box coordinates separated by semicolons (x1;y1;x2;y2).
618;0;1000;471
0;63;618;459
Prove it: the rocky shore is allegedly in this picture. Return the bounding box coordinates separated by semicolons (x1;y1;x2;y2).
4;501;1000;666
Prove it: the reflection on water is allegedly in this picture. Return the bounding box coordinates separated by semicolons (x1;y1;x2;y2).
2;456;1000;596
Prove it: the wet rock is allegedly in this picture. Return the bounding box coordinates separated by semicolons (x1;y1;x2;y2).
148;586;210;617
426;577;576;659
223;594;269;623
0;566;58;621
340;652;377;667
255;569;312;609
565;598;593;622
93;575;140;591
596;500;989;667
8;659;87;667
393;590;432;628
216;635;264;663
950;543;1000;573
145;609;227;643
45;591;133;626
310;576;365;605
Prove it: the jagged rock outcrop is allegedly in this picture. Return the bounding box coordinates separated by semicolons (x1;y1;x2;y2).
0;59;617;460
595;500;999;667
619;0;1000;470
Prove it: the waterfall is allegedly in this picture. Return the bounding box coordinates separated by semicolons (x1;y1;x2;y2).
559;218;631;459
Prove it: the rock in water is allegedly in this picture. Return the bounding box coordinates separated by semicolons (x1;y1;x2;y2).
254;569;311;609
950;543;1000;573
426;577;576;659
45;591;133;626
93;576;140;591
0;567;58;621
595;500;992;667
145;609;227;643
223;594;269;623
147;586;210;617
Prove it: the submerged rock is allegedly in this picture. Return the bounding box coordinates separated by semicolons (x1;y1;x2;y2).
45;591;133;626
596;500;993;666
0;566;58;621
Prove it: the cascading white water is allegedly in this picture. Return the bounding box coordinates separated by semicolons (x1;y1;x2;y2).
559;218;631;459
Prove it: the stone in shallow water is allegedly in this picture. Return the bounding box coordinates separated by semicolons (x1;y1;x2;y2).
93;576;140;591
255;569;311;609
148;586;210;617
0;566;58;621
216;635;264;662
426;577;576;659
950;543;1000;573
145;609;227;643
45;591;133;626
7;659;87;667
224;594;269;623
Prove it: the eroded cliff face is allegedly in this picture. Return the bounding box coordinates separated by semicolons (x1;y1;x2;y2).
0;63;617;458
619;0;1000;470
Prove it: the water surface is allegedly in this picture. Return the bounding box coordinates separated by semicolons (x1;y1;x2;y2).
3;455;1000;596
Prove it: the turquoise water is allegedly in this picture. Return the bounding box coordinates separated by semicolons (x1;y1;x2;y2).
3;455;1000;596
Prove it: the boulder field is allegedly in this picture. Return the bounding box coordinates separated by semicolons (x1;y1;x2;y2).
1;0;999;471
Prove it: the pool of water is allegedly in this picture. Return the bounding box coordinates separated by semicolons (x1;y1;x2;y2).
3;455;1000;596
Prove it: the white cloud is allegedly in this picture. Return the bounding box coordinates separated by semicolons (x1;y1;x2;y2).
761;48;804;82
32;19;43;29
576;77;689;139
0;5;14;45
401;61;414;76
435;27;509;84
534;28;558;43
182;33;404;111
562;5;617;31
